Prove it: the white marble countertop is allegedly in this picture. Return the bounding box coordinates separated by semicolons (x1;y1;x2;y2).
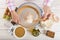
0;0;60;40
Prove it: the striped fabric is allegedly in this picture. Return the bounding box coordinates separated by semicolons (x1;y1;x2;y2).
43;0;53;6
43;0;50;5
7;0;16;11
7;0;53;11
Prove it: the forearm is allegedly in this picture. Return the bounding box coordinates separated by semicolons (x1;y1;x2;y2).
6;0;16;12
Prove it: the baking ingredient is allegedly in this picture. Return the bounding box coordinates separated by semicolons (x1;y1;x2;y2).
15;27;25;38
46;30;55;38
32;29;40;37
3;7;11;20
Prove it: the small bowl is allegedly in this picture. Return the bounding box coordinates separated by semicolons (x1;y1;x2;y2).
9;25;27;39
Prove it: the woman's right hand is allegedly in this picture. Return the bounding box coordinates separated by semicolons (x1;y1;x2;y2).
11;11;21;24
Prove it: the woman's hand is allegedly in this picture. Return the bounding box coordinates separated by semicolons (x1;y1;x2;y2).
11;11;20;24
6;0;20;24
42;5;59;22
42;5;51;21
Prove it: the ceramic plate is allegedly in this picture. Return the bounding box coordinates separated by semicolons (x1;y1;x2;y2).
17;2;43;28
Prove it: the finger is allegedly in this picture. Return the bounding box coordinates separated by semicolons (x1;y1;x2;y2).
18;20;21;24
12;18;17;23
17;19;21;24
42;13;51;21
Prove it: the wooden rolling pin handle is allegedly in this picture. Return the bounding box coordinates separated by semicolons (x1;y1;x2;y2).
11;21;16;25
